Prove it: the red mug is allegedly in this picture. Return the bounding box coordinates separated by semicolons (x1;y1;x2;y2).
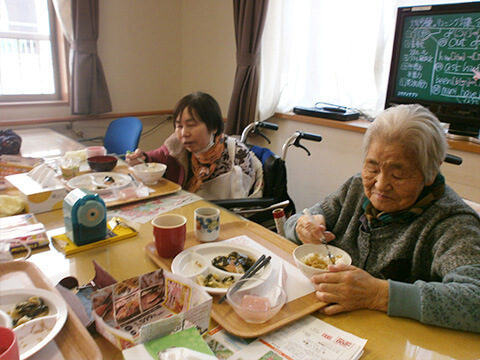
0;327;19;360
152;214;187;258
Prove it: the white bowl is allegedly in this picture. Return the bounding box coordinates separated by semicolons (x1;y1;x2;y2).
293;243;352;280
132;162;167;185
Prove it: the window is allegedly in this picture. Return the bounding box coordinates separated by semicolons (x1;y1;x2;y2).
258;0;471;121
0;0;67;103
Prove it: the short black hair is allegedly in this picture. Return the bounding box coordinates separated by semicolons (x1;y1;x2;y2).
173;91;224;136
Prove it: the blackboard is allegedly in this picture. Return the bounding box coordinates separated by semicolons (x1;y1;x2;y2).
394;11;480;105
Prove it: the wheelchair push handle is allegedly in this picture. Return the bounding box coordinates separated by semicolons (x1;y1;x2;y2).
281;131;322;159
257;121;279;131
444;154;463;165
296;131;322;142
240;121;279;144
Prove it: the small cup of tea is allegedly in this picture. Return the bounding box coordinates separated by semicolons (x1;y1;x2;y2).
152;214;187;258
194;207;220;242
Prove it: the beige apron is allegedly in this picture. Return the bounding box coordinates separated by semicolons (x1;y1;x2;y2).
196;137;262;200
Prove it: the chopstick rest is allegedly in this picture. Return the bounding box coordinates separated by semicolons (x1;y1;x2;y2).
219;254;271;304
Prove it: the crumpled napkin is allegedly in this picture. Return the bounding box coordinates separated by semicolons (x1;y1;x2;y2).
158;348;217;360
64;149;87;162
0;194;25;217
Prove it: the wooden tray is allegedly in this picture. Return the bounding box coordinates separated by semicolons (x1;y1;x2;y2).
0;261;102;359
64;165;182;208
144;220;326;338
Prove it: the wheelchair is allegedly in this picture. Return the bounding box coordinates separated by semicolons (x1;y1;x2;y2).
211;121;322;233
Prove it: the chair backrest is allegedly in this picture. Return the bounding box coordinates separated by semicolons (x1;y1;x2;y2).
103;117;143;155
250;145;296;215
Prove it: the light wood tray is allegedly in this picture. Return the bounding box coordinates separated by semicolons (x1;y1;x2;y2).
64;165;182;208
144;220;327;338
0;261;102;359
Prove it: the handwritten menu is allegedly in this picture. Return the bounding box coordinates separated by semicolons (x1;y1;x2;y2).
395;12;480;105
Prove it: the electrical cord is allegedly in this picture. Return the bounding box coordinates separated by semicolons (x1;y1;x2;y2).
140;115;173;137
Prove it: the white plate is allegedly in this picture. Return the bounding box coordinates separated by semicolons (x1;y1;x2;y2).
172;243;272;295
0;288;68;360
66;172;131;193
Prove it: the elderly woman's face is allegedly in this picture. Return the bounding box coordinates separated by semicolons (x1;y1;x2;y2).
175;107;214;153
362;140;431;213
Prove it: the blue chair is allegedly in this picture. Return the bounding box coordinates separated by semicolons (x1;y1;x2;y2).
103;117;143;155
80;117;143;156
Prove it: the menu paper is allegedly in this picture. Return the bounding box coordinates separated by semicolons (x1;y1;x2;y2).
206;316;367;360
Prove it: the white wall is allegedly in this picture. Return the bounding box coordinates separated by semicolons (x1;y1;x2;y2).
0;0;235;153
248;116;480;211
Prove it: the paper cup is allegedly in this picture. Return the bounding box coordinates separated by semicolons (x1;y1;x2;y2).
194;207;220;242
152;214;187;258
86;146;107;158
0;327;19;360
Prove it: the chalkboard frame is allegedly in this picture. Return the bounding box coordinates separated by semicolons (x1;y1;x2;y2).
385;2;480;138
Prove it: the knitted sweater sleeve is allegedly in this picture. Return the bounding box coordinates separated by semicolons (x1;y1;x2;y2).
284;175;356;244
389;264;480;333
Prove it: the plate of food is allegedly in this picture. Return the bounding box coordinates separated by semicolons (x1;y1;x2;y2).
0;288;68;359
172;243;272;295
66;172;131;193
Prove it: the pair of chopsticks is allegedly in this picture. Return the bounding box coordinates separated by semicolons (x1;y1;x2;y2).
218;254;272;304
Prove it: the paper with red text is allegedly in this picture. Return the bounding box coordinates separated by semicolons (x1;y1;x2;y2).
222;315;366;360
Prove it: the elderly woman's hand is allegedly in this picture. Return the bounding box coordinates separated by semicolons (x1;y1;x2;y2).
296;214;335;244
125;149;146;166
311;264;389;314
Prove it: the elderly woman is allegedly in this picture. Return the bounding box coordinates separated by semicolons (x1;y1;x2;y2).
126;91;262;199
284;104;480;333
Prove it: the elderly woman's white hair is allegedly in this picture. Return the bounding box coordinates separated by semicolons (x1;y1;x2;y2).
363;104;447;184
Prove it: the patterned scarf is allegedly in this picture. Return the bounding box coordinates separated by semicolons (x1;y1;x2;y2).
186;134;226;193
362;173;445;229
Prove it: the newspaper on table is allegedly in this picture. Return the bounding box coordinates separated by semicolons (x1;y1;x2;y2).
205;315;367;360
91;268;212;350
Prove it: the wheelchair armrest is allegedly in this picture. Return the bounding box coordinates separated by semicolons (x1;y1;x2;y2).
211;197;279;209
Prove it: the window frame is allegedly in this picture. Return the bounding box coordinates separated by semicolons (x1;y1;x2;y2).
0;0;69;105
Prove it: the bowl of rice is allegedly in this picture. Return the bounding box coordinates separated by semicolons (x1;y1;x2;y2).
293;243;352;280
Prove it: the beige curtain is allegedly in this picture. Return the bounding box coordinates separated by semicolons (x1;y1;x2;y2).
225;0;269;135
53;0;111;115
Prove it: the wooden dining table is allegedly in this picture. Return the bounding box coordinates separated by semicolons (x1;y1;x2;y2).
2;128;480;359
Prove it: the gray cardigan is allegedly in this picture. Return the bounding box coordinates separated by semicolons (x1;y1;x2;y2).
284;173;480;333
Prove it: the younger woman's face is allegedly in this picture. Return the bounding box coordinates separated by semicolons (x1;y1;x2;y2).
174;108;215;153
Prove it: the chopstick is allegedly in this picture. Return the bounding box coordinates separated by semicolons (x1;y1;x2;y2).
218;254;271;304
